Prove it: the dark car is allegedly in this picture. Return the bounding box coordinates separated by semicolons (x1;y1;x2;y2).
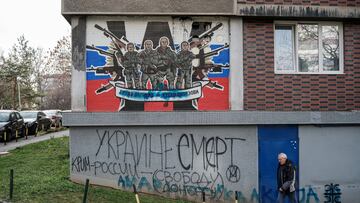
43;110;62;127
0;110;25;142
20;111;52;135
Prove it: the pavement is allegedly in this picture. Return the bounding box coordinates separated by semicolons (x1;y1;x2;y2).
0;129;69;153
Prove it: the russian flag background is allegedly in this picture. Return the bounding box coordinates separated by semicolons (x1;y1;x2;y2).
86;45;229;112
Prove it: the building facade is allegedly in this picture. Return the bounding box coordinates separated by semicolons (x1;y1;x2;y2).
62;0;360;202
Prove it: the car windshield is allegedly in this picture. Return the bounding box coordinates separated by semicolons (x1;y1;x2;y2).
43;110;57;116
0;112;10;122
20;112;38;119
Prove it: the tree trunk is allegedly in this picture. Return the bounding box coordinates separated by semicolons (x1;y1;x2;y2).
13;77;17;109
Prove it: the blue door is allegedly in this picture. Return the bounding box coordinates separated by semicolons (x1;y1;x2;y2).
258;125;299;203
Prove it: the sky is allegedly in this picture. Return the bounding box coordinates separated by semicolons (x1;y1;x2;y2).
0;0;70;55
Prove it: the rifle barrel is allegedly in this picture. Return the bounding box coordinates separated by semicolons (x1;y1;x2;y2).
94;24;104;31
86;45;114;56
198;23;223;39
199;44;229;58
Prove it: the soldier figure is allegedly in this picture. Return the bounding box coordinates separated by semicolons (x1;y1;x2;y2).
122;43;141;89
138;40;159;89
176;41;194;89
155;36;177;89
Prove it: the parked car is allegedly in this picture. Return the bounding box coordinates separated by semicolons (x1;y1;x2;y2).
43;110;62;127
0;110;25;142
20;111;52;135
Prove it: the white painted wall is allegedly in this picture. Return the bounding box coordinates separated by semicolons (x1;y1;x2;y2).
86;16;230;48
230;17;243;110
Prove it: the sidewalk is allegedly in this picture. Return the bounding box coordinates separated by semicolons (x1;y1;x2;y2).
0;129;69;153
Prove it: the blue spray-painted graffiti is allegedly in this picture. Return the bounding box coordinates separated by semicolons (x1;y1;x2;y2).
116;174;323;203
71;153;324;202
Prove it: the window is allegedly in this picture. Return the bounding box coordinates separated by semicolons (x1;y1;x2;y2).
16;112;22;119
10;113;16;121
274;22;343;74
274;25;295;72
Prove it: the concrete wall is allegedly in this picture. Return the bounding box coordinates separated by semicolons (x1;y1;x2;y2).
70;126;258;202
299;125;360;203
62;0;235;16
71;16;87;111
62;0;360;20
236;5;360;18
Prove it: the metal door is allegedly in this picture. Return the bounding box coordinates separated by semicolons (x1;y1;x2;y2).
258;125;299;203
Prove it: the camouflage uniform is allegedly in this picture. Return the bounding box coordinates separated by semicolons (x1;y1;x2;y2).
122;51;141;89
138;49;159;89
176;50;195;89
156;47;177;89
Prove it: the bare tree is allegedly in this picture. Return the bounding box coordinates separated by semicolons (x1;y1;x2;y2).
31;48;47;107
41;36;71;110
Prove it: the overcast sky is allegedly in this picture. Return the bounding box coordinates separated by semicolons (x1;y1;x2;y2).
0;0;70;55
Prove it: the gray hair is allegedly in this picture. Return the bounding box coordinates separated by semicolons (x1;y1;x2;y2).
278;153;287;159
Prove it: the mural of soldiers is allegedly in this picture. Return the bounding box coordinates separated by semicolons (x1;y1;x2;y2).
156;36;177;89
122;43;141;89
138;40;159;89
176;41;194;89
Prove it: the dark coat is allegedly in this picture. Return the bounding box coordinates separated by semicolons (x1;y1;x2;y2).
277;159;296;193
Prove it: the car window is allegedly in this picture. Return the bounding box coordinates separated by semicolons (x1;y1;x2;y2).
0;112;10;122
10;113;16;121
44;111;56;116
20;112;37;118
16;113;22;119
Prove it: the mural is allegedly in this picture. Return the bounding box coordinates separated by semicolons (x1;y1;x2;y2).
86;17;230;111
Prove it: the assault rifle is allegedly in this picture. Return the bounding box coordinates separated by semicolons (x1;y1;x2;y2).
188;22;223;43
86;45;122;67
192;63;229;90
86;45;114;57
87;65;123;94
202;44;229;58
192;44;229;68
198;23;223;39
211;64;230;72
94;24;129;52
86;45;125;94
